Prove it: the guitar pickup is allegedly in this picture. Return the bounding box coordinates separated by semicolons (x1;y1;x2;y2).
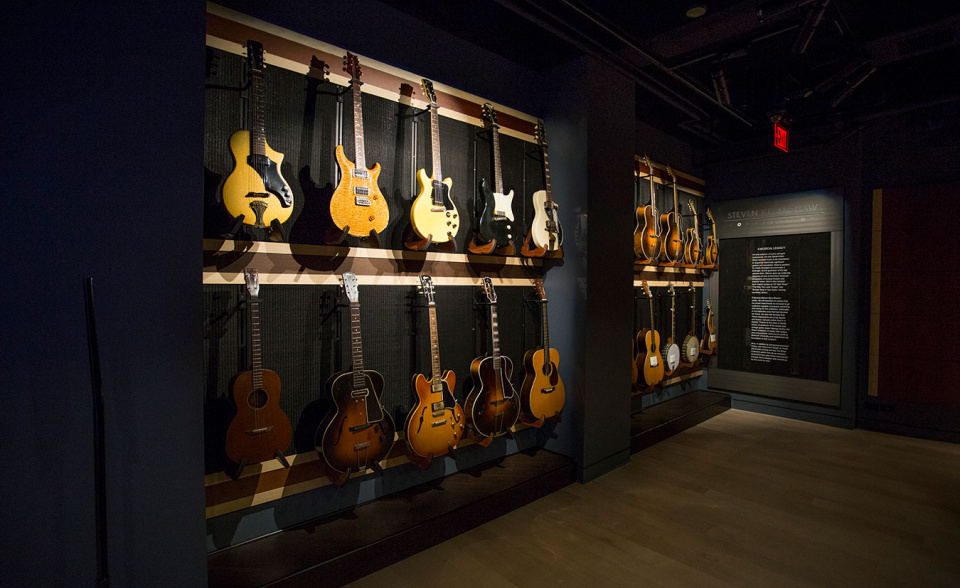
350;388;370;398
352;169;369;179
431;401;444;412
355;196;371;206
542;387;555;394
354;441;371;450
246;426;274;435
431;420;448;427
349;423;373;432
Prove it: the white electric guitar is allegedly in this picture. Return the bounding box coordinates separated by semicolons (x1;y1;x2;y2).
409;79;459;244
527;120;562;252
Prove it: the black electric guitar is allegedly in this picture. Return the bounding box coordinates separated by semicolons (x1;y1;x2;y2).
222;40;294;228
474;103;515;249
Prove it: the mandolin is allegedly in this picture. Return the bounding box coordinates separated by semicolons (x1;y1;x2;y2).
633;155;659;261
683;199;702;266
329;53;390;238
405;275;465;463
660;283;682;374
658;166;684;264
636;280;665;387
475;104;515;248
525;120;563;254
316;272;395;482
681;282;701;363
520;279;565;426
225;269;293;469
222;41;295;229
465;278;520;442
701;298;717;354
410;80;459;244
702;208;719;267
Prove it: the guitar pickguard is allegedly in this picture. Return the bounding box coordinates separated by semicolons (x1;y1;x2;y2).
246;153;293;207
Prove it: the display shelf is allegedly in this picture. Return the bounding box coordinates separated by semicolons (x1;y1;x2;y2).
632;263;704;287
634;155;705;197
203;239;554;287
630;390;730;453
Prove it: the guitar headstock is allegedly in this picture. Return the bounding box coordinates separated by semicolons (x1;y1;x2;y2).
689;281;696;293
534;278;546;302
535;120;547;149
418;275;436;304
481;103;499;129
246;40;265;73
482;277;497;304
687;199;698;215
243;269;260;299
343;52;362;83
668;282;675;297
421;78;437;107
666;164;677;183
707;298;713;312
642;154;652;174
707;208;714;223
341;272;360;303
642;279;652;298
307;56;330;82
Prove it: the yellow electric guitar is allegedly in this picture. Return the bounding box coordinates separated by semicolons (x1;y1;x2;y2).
410;79;458;243
330;52;389;237
221;40;294;228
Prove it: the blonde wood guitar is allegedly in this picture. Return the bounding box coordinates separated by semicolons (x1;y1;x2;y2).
410;80;459;243
330;53;389;237
520;279;565;426
637;280;665;387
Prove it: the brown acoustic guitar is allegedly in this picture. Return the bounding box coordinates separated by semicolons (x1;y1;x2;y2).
520;278;565;427
405;275;465;463
225;269;293;471
701;298;717;354
329;53;389;238
633;154;659;261
702;208;719;267
683;199;702;266
636;280;665;387
316;272;395;483
464;278;520;444
658;165;684;264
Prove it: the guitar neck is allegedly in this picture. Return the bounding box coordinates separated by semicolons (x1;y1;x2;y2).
491;127;504;194
649;296;655;330
690;290;697;334
349;302;366;388
428;303;442;390
250;299;263;389
671;297;676;342
249;68;266;157
430;106;442;180
542;147;553;207
649;174;658;236
490;303;502;370
541;300;551;364
352;81;366;170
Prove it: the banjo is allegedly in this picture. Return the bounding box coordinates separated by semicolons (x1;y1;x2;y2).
681;282;700;363
660;283;681;374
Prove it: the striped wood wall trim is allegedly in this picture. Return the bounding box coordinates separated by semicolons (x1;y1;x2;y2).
869;189;882;397
206;2;537;142
633;264;705;288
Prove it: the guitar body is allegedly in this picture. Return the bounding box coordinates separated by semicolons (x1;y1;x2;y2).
703;309;717;353
465;355;520;438
682;333;700;363
520;347;565;425
410;169;458;243
330;145;389;237
640;329;665;386
222;130;294;227
404;371;464;459
634;205;658;259
476;179;515;245
225;369;292;464
529;190;563;251
684;228;701;265
703;236;718;266
659;212;683;262
316;370;395;474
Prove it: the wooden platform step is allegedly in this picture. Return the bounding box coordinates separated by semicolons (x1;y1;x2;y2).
630;390;731;453
207;449;576;588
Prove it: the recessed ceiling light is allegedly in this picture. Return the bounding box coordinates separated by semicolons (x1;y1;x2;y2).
686;5;707;18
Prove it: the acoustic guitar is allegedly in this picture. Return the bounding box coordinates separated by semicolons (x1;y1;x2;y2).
465;278;520;442
316;272;395;482
520;279;565;426
225;269;292;469
683;200;702;266
702;208;719;267
633;155;659;261
701;298;717;354
658;166;684;264
660;283;682;374
221;41;295;228
681;282;700;364
475;104;515;248
525;120;563;254
636;280;665;387
410;79;459;244
329;53;390;238
405;275;465;462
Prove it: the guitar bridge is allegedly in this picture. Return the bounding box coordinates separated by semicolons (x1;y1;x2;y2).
431;419;448;427
354;441;370;450
246;426;274;435
542;387;555;394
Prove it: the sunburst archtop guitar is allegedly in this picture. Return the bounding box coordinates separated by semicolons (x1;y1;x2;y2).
410;79;459;244
520;278;565;426
703;208;719;268
221;40;294;229
634;155;659;261
329;53;389;238
683;200;702;266
658;166;684;264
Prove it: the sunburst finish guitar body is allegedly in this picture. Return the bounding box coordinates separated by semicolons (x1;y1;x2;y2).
634;155;659;260
658;165;684;264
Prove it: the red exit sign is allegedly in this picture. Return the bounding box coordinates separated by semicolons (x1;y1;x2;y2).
774;121;789;152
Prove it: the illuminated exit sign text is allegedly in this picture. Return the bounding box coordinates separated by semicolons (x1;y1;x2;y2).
774;121;789;152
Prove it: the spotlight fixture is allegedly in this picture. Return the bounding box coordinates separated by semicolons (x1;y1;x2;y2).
686;5;707;18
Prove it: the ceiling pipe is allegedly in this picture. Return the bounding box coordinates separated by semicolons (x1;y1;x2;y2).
792;0;831;55
830;64;877;108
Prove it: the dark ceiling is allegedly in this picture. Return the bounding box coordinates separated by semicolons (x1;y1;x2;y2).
380;0;960;147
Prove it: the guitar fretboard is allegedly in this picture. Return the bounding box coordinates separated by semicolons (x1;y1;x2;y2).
541;300;551;366
430;105;443;199
250;299;263;390
491;126;504;194
249;68;266;157
349;302;366;388
351;81;366;171
428;303;442;392
490;303;501;371
542;148;553;208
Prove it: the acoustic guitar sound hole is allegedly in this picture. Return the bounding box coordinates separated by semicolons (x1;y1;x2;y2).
247;388;268;409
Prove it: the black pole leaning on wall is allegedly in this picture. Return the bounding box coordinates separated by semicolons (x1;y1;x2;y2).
84;277;109;588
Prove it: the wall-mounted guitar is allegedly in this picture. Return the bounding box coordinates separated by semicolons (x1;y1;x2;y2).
469;104;515;255
225;269;292;478
408;79;458;251
660;283;682;375
316;272;395;486
700;298;717;356
681;282;700;365
221;40;294;234
405;275;464;467
701;208;719;269
328;53;389;243
682;200;702;268
633;155;660;265
521;120;563;258
520;279;565;427
636;280;665;388
465;278;520;445
658;166;684;266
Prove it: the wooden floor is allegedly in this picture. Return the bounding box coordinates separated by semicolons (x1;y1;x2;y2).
347;409;960;588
